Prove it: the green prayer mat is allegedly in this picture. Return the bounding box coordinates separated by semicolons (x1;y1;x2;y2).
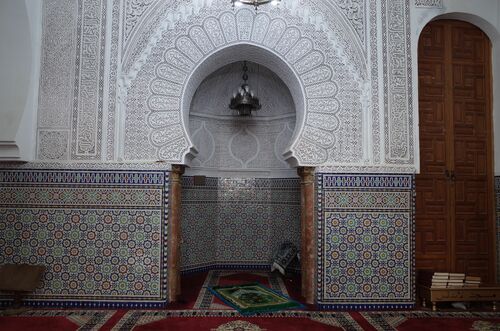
208;282;303;315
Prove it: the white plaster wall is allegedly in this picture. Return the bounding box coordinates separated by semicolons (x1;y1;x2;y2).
410;0;500;174
4;0;500;171
0;0;41;161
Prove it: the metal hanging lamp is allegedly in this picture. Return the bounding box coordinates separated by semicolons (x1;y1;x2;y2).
229;61;262;116
231;0;282;10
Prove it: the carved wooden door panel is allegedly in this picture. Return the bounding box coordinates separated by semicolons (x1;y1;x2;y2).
416;21;450;273
416;20;495;281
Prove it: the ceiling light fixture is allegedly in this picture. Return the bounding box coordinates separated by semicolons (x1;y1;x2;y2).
231;0;281;10
229;61;261;116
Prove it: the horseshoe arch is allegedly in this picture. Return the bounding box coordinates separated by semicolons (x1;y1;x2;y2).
123;6;364;166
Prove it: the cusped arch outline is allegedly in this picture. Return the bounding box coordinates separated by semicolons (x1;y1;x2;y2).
124;6;366;166
178;43;307;165
118;3;366;166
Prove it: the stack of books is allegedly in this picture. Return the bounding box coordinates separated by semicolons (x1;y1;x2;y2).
431;272;449;288
447;273;465;287
464;276;481;287
418;270;481;288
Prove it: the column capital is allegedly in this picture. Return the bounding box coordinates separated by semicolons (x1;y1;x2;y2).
171;164;185;175
297;167;315;182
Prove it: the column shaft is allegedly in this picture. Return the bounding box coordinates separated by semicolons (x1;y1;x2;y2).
298;167;315;304
168;164;185;302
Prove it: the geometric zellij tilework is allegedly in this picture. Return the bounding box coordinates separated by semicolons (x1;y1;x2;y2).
181;177;301;272
317;174;415;310
0;169;168;308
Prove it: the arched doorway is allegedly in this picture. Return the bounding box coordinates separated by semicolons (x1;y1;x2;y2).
416;19;495;281
122;4;366;306
181;60;300;275
167;45;317;304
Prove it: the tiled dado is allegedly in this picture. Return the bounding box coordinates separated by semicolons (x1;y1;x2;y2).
181;177;301;272
0;169;169;308
317;174;415;310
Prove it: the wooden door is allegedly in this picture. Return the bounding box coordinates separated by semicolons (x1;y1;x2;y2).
416;20;495;281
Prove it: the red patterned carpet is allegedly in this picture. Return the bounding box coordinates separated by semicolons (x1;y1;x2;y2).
1;271;499;330
0;310;116;330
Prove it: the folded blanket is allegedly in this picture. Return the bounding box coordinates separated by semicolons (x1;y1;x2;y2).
271;242;298;275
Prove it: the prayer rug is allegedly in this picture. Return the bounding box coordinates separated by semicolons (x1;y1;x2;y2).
193;270;291;310
208;283;302;315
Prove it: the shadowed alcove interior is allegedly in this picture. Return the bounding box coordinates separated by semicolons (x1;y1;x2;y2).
189;61;296;175
180;60;301;273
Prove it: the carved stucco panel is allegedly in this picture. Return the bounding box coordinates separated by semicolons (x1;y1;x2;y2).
382;0;414;164
35;0;415;170
38;130;70;161
33;0;417;170
148;10;360;162
38;0;77;130
71;0;107;160
114;0;414;169
123;4;364;165
414;0;442;9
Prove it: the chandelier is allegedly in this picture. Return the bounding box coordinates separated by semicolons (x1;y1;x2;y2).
229;61;261;116
231;0;281;10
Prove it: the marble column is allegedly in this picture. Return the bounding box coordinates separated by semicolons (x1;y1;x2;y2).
298;167;315;304
168;164;185;302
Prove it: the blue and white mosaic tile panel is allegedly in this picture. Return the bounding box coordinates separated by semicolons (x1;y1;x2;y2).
0;169;169;308
317;174;415;310
181;177;300;272
181;176;218;271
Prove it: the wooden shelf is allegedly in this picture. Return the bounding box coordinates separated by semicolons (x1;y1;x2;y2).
0;264;45;308
418;284;500;311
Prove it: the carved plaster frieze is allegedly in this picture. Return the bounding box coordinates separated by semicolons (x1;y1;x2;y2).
121;0;367;80
107;0;122;160
124;0;159;47
369;0;381;164
35;0;416;173
304;0;367;57
382;0;414;165
71;0;107;160
37;130;70;161
38;0;77;130
122;1;365;165
335;0;366;44
414;0;442;9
